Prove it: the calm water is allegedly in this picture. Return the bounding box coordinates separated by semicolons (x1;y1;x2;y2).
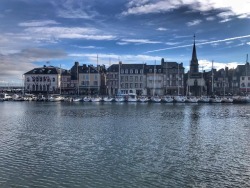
0;102;250;188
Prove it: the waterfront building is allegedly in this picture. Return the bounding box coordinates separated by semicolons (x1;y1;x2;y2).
24;65;65;94
239;61;250;94
78;64;105;95
145;64;164;96
212;67;231;96
106;62;146;96
186;36;206;96
161;59;185;95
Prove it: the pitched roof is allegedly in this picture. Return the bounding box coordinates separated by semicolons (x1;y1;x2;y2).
24;66;65;75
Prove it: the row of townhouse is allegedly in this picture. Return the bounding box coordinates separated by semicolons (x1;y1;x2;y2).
24;60;185;96
23;39;249;96
23;61;250;96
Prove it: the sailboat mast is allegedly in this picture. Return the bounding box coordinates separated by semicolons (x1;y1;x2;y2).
118;61;121;94
246;54;248;94
177;63;179;96
77;64;79;95
153;60;156;96
212;60;214;94
97;54;99;95
60;64;61;95
88;66;90;95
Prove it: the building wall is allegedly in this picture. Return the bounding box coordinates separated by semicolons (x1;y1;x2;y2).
24;74;60;93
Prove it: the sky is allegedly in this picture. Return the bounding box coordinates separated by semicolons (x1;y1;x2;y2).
0;0;250;85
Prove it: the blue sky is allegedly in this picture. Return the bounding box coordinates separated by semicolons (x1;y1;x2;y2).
0;0;250;85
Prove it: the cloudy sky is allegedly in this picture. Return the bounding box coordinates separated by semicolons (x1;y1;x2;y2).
0;0;250;85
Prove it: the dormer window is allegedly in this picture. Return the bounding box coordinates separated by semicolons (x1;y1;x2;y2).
125;69;128;74
130;69;133;74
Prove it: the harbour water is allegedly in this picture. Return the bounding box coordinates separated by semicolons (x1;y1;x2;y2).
0;102;250;187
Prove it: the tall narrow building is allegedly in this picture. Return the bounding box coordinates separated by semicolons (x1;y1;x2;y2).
187;35;206;96
190;35;199;77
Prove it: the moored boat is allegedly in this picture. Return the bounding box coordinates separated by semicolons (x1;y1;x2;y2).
162;96;174;103
151;95;161;103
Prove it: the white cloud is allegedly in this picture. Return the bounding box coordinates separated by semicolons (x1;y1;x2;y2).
206;16;216;21
145;34;250;53
0;48;67;84
186;19;202;26
156;27;168;31
121;38;162;44
22;26;116;41
247;42;250;45
18;20;60;27
68;53;164;66
199;59;240;71
122;0;250;20
52;0;97;19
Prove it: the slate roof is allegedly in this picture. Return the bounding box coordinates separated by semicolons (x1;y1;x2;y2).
24;66;65;75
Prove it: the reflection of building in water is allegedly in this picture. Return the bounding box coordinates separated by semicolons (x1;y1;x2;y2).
186;35;206;96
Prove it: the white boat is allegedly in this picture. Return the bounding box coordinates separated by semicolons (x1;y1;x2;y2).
72;97;81;102
174;96;186;103
198;96;210;103
221;97;233;103
127;93;138;102
103;96;114;102
115;95;126;102
138;96;149;102
0;93;12;101
209;96;222;103
151;95;161;103
185;96;198;103
48;95;64;102
83;96;92;102
91;96;102;102
162;96;174;103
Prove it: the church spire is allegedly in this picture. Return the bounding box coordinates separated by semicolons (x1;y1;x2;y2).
191;34;198;62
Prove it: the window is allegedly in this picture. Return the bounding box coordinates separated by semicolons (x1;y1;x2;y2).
140;83;142;88
248;77;250;80
52;78;55;82
135;76;138;81
27;77;30;82
130;83;133;88
95;75;98;80
130;69;133;74
135;83;138;88
140;69;143;74
125;69;128;74
130;76;133;82
140;76;143;81
121;69;124;74
248;83;250;87
158;69;161;73
149;69;152;73
121;76;124;81
125;76;128;81
135;69;138;74
242;77;245;80
94;81;98;86
85;75;89;80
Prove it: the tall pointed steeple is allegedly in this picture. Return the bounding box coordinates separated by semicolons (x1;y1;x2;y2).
192;34;198;62
190;34;199;77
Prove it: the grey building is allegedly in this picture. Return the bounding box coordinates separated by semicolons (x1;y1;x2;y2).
161;59;185;95
106;62;146;96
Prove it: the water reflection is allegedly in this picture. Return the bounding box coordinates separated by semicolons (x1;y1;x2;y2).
0;102;250;187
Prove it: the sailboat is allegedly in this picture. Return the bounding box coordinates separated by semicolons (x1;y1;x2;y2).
151;61;161;102
115;62;126;102
209;60;222;103
91;55;102;102
84;66;92;102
